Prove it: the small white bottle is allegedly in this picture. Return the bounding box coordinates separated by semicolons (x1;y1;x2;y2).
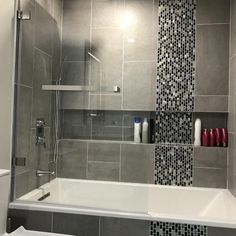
142;118;149;143
194;118;201;146
134;117;141;143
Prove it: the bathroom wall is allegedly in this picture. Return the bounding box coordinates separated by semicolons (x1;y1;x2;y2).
228;0;236;197
192;0;230;188
0;0;15;170
13;0;63;199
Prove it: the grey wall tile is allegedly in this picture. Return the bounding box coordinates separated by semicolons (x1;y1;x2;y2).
88;162;120;181
196;0;230;24
124;0;156;61
8;209;52;233
121;143;154;183
123;62;156;110
35;1;53;55
57;140;87;179
228;133;234;192
100;217;149;236
194;147;227;168
18;0;35;86
14;85;32;160
61;92;89;110
194;95;228;112
92;111;123;140
208;227;236;236
92;0;124;28
228;57;236;133
53;213;99;236
193;167;227;188
62;0;91;61
36;0;53;14
100;95;122;110
196;24;229;95
231;0;236;57
91;28;123;89
88;141;120;162
32;49;52;127
61;62;90;86
62;110;91;139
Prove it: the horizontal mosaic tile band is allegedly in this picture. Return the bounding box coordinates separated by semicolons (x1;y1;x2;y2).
150;221;207;236
156;112;193;144
157;0;196;112
155;144;193;186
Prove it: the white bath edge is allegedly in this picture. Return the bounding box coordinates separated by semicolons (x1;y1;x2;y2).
9;178;236;229
9;201;236;229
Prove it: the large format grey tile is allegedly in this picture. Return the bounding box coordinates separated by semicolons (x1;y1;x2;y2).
88;141;120;162
8;209;52;233
228;133;234;192
92;0;124;28
196;0;230;24
123;62;156;110
193;167;227;188
194;147;227;168
18;0;35;87
32;49;52;127
100;217;149;236
208;227;236;236
124;0;156;61
57;140;87;179
62;0;91;61
35;1;53;55
121;143;154;183
87;162;120;181
100;95;122;110
231;0;236;57
61;61;90;85
53;213;99;236
61;92;89;110
194;95;228;112
196;24;229;95
14;85;32;161
91;28;123;89
62;110;91;139
36;0;53;15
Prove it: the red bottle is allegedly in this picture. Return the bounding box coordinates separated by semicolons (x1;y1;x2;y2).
209;129;215;146
202;129;209;146
215;128;222;147
221;128;228;147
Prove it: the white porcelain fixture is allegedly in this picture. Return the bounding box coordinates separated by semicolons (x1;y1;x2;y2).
0;170;10;236
9;178;236;229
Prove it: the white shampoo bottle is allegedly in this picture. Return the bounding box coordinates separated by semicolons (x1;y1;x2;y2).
142;118;149;143
134;117;141;143
194;118;201;146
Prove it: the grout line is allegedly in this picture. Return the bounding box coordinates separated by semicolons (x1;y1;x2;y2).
87;161;120;164
196;22;230;26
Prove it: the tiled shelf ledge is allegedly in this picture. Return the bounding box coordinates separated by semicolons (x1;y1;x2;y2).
59;138;156;146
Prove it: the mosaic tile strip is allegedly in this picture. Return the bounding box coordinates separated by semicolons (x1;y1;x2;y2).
150;221;207;236
157;0;196;112
156;112;193;144
155;144;193;186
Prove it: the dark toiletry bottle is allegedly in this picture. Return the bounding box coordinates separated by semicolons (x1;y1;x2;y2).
149;119;156;143
209;129;215;146
215;128;222;147
202;129;209;146
222;128;228;147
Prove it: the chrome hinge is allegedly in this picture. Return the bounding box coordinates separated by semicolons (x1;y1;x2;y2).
17;10;31;20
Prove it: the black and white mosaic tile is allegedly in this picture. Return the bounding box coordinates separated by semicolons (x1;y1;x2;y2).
155;144;193;186
156;0;196;112
150;222;207;236
156;112;193;144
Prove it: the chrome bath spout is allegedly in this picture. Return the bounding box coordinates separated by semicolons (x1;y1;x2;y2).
36;170;55;177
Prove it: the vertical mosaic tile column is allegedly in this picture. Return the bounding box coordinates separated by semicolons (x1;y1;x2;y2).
150;0;207;235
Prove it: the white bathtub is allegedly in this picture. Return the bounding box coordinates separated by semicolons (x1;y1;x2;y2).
9;178;236;229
